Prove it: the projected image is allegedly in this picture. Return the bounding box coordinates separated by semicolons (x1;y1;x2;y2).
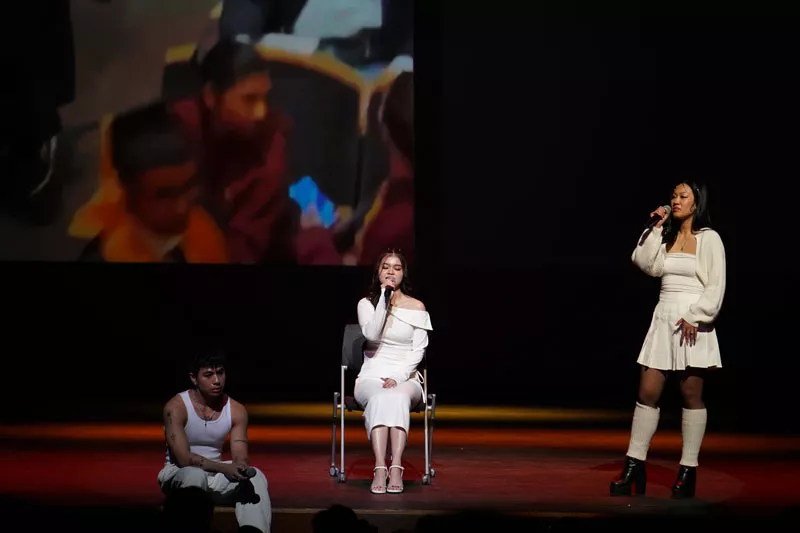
0;0;413;265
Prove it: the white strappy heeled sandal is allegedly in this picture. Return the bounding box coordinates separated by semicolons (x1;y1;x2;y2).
387;465;404;493
371;466;388;494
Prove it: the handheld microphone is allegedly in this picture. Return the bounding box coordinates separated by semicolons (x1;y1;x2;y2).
646;205;672;229
384;286;393;305
241;467;256;478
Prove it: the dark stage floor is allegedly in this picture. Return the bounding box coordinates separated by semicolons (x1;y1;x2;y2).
1;407;799;532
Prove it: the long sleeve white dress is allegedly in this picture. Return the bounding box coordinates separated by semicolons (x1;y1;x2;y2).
354;296;433;439
632;226;726;370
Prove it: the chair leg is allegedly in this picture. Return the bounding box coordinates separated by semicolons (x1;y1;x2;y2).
330;391;339;477
338;365;347;483
423;396;430;482
420;368;430;484
339;406;346;483
421;393;437;485
428;394;437;478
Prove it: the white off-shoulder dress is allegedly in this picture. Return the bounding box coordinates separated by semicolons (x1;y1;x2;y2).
355;297;433;438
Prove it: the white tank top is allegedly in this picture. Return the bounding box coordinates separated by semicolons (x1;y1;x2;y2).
165;390;232;464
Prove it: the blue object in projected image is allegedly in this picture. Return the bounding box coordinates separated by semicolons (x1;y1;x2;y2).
289;176;337;228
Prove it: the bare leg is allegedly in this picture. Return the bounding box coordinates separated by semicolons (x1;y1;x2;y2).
679;368;705;410
370;426;388;492
388;427;407;491
639;366;668;407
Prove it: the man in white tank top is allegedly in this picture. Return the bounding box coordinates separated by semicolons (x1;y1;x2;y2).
158;353;271;532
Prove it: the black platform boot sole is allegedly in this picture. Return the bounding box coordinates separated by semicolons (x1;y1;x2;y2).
610;456;647;497
671;466;697;499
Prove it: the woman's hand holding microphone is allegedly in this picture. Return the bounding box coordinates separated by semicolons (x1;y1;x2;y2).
649;205;670;229
381;277;398;306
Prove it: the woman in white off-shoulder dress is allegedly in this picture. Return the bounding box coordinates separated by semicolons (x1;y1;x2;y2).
355;250;432;494
610;181;726;500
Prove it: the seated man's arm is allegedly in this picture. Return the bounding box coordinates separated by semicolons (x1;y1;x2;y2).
163;396;243;478
230;400;250;466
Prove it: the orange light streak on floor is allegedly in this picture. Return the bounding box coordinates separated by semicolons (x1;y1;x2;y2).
1;424;798;454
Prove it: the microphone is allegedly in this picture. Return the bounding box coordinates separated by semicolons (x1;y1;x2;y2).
241;467;256;478
384;286;394;306
645;205;672;229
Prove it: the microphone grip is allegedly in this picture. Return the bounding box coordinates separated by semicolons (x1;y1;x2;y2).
384;286;393;305
645;214;662;228
645;205;671;229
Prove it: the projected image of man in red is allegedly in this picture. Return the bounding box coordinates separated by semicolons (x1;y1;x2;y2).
78;102;227;263
171;39;338;264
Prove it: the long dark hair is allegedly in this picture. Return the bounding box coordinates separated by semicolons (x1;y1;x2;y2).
367;250;412;307
662;180;713;242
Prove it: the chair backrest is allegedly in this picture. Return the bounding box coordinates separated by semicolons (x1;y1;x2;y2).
342;324;367;371
341;323;428;374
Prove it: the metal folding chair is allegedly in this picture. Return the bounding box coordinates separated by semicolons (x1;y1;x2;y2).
329;324;437;484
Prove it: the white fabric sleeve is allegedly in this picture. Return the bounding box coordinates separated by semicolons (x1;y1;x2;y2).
388;327;428;384
631;226;666;277
357;297;388;342
683;231;727;327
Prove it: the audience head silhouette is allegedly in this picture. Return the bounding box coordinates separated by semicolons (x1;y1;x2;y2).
312;505;378;533
162;487;214;533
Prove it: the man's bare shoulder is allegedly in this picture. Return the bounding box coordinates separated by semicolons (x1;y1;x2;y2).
229;397;245;410
229;398;249;422
163;394;188;422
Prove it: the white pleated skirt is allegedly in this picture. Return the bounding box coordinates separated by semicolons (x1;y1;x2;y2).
637;291;722;371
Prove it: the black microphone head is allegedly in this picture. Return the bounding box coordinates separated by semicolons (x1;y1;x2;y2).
242;467;256;478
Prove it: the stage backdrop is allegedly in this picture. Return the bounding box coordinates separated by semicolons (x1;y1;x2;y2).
5;5;799;435
0;0;414;266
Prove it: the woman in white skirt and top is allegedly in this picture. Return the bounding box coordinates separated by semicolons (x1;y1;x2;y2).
610;181;726;499
355;250;432;494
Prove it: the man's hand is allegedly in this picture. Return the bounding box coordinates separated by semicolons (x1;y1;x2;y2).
381;377;397;389
221;463;248;483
